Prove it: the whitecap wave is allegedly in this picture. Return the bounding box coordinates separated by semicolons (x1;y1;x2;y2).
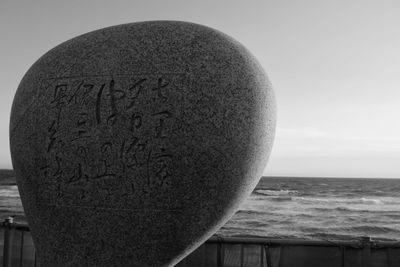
360;197;383;205
254;189;298;196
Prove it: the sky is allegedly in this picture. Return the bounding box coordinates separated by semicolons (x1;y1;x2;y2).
1;0;400;178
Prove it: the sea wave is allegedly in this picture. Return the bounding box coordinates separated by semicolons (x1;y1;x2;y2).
269;197;293;202
254;189;298;196
312;206;400;214
339;225;398;234
360;197;383;204
0;186;20;198
301;224;399;235
296;196;400;205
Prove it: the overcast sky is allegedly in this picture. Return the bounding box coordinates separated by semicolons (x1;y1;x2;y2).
1;0;400;178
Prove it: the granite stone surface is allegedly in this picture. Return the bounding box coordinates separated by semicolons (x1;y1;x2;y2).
10;21;276;266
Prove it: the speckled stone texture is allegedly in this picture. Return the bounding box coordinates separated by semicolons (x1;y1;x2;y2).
10;21;276;266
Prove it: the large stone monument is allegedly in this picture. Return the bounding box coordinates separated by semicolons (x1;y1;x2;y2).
10;21;276;266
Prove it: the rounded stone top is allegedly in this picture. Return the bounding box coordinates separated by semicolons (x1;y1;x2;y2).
11;21;274;130
10;21;275;266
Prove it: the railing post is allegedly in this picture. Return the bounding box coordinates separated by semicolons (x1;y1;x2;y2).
341;246;346;267
216;242;224;267
2;217;14;267
264;245;272;267
260;245;264;267
361;236;371;267
240;244;244;267
20;230;25;267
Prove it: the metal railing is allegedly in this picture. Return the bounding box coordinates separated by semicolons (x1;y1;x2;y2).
1;218;36;267
2;218;400;267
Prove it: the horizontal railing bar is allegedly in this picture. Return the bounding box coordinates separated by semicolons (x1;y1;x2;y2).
208;236;400;248
0;222;30;231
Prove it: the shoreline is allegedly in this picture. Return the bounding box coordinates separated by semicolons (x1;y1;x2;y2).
2;218;399;243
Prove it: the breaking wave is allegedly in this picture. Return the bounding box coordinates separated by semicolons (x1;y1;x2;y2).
254;189;298;196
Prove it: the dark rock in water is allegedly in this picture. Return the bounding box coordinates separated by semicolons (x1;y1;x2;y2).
10;21;276;266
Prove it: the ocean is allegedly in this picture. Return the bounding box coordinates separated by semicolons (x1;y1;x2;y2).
2;176;400;241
